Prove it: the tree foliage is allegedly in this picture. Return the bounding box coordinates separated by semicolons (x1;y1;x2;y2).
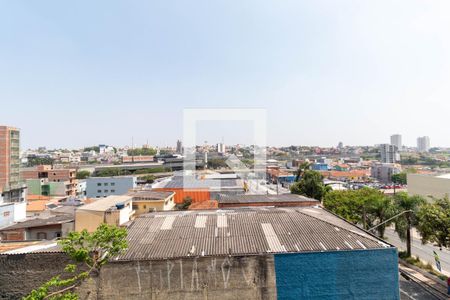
290;170;328;200
294;161;311;182
391;172;407;185
177;196;192;210
323;188;395;236
27;157;54;167
417;196;450;249
127;148;157;156
23;224;128;300
75;171;90;180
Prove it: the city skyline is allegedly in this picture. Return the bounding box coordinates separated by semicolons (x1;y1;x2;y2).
1;1;450;148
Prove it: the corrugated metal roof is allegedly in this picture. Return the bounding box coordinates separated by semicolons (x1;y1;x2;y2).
217;193;319;204
0;215;74;231
116;207;391;261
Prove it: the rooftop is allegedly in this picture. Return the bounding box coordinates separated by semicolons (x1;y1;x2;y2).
154;176;242;190
117;206;391;261
128;190;175;201
216;193;319;204
0;215;74;231
76;195;132;212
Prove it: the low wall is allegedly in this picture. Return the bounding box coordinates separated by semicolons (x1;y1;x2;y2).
0;253;276;300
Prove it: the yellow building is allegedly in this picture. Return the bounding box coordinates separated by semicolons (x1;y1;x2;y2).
128;190;175;215
75;195;134;232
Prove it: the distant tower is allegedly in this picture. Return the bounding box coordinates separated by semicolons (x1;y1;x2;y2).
337;142;343;150
390;134;402;151
417;136;430;152
217;142;225;154
176;139;182;154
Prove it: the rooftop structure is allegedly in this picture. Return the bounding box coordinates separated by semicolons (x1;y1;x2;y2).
216;193;319;208
75;195;134;232
119;206;390;260
127;190;176;214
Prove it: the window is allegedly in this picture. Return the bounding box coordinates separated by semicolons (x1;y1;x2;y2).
3;211;10;217
104;190;109;193
111;182;115;186
104;183;109;186
143;205;147;209
111;189;115;193
97;190;102;193
97;183;101;186
55;232;62;238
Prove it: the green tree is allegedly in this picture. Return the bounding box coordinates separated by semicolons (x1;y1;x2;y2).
127;148;157;156
417;196;450;249
207;158;228;169
177;196;192;210
393;192;425;257
24;224;127;300
391;172;407;185
27;157;54;167
290;170;328;200
294;161;311;182
323;188;394;236
75;170;91;180
139;174;155;183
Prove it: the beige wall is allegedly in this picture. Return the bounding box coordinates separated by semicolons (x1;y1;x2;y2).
75;210;104;232
132;201;165;215
407;174;450;200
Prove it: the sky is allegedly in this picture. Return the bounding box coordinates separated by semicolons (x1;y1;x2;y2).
1;1;450;149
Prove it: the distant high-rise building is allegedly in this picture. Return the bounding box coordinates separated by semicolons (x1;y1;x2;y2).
0;125;26;227
0;126;23;200
379;144;399;163
176;140;182;154
337;142;343;150
417;136;430;152
390;134;402;151
217;142;225;154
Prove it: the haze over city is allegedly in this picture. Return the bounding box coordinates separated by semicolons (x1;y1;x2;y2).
1;1;450;149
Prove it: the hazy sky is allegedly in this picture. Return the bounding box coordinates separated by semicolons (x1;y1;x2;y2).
1;1;450;149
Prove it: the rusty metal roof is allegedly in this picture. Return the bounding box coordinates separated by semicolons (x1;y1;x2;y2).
116;206;391;261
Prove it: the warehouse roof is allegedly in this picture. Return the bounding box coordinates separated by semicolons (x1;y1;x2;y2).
117;206;391;261
154;176;242;190
217;193;319;204
76;195;132;212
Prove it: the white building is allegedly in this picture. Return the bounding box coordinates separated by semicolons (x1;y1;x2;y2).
417;136;430;152
371;163;401;183
390;134;402;151
216;143;225;154
379;144;400;164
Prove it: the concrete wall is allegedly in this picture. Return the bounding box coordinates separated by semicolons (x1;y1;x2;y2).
0;253;276;300
408;174;450;200
274;248;400;300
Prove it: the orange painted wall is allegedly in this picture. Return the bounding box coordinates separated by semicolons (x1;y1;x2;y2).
153;188;210;204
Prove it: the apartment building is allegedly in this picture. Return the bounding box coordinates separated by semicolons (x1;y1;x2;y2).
0;125;27;228
21;165;77;196
85;176;137;198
